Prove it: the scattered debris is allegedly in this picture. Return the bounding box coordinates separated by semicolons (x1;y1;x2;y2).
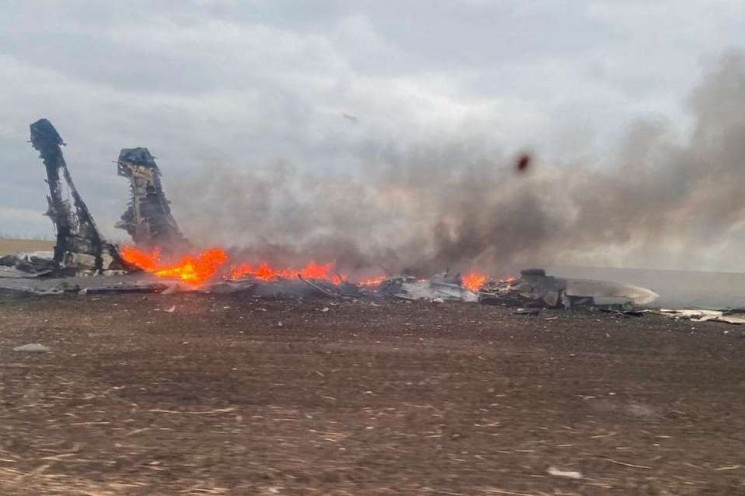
718;316;745;325
658;309;745;325
204;278;360;299
479;269;658;310
298;275;342;299
0;273;169;296
0;251;55;276
0;265;664;309
163;305;176;313
378;275;478;302
599;307;645;317
515;152;532;173
547;466;583;479
13;343;50;353
147;407;236;415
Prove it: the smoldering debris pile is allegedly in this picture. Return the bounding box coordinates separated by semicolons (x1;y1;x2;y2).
0;251;56;277
364;270;656;309
2;118;663;314
478;269;658;309
0;260;660;315
377;273;479;303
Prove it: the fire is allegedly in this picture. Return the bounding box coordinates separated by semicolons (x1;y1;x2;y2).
122;243;350;286
462;272;487;292
121;246;228;286
230;261;347;285
499;275;517;285
120;245;161;272
358;274;387;287
122;244;505;292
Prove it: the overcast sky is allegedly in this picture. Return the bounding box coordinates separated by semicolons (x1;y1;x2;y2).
1;0;743;239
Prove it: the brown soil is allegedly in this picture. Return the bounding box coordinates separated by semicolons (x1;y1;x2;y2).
1;294;744;495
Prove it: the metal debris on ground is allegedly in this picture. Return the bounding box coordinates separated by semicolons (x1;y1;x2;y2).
204;277;361;299
0;251;56;277
13;343;51;353
657;309;745;325
478;269;658;310
599;307;645;317
547;466;583;479
377;273;478;302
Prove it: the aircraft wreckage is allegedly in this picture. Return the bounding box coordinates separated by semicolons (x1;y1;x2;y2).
27;119;125;274
1;118;661;310
115;147;190;253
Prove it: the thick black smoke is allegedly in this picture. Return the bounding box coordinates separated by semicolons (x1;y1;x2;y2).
170;52;745;277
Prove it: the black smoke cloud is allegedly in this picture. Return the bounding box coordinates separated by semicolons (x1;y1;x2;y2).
170;52;745;277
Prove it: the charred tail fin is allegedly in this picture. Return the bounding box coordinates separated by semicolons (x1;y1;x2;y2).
115;147;190;253
29;118;125;274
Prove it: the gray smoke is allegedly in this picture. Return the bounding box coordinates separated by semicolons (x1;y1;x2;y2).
170;52;745;277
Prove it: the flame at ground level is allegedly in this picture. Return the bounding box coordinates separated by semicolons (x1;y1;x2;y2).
230;261;346;285
121;246;229;286
122;246;347;286
462;272;487;292
121;246;509;290
358;274;388;287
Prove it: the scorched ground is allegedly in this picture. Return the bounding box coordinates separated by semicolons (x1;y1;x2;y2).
1;294;744;495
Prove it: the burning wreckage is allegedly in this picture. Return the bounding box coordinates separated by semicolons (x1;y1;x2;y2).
115;147;190;253
1;119;660;311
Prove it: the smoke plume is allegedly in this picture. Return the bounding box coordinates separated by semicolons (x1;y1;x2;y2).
170;52;745;277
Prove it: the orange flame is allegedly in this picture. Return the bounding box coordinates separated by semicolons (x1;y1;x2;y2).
121;245;161;272
230;261;347;285
462;272;487;292
122;244;504;292
121;246;228;286
358;274;387;287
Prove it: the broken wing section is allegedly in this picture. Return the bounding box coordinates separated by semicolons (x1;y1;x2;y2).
564;279;659;306
115;148;190;253
478;268;659;309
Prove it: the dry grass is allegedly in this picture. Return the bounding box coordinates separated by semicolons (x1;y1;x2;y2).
0;239;54;256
